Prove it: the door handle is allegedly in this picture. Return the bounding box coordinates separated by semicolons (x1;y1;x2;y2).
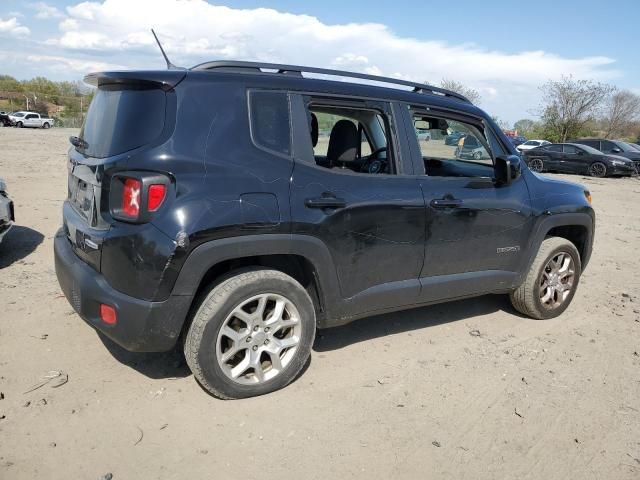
430;198;463;209
305;196;347;209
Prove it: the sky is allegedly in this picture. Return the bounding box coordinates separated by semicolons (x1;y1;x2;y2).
0;0;638;123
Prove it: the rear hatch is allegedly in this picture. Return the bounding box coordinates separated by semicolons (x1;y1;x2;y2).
64;70;185;271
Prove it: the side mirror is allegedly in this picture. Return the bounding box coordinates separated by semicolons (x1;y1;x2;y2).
612;147;621;153
495;155;521;185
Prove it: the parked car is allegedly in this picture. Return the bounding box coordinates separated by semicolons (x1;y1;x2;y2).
444;131;465;145
8;111;54;129
523;143;635;177
517;139;551;152
509;136;527;147
454;135;490;161
568;138;640;174
0;177;14;244
0;111;12;127
55;60;594;399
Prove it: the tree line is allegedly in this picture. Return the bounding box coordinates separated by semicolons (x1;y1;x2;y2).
0;75;94;127
433;76;640;143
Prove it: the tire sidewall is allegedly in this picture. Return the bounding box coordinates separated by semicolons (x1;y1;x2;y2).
531;243;581;319
193;272;316;398
589;162;606;177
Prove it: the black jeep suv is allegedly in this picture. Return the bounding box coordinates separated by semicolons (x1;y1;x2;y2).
55;61;595;399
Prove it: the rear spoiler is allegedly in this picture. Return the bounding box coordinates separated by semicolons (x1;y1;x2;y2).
83;70;187;91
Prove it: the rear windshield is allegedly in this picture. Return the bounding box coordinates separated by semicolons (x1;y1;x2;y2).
78;85;166;158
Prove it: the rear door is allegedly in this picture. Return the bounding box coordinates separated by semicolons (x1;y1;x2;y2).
404;106;533;298
289;94;425;312
561;144;587;173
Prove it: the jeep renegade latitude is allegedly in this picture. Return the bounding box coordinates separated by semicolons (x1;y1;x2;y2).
55;61;595;399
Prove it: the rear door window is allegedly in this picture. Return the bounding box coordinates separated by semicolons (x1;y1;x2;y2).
78;85;166;158
249;91;291;156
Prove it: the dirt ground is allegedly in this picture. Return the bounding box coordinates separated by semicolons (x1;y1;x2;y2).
0;127;639;480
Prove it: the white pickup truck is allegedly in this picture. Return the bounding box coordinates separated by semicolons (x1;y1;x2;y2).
9;111;54;129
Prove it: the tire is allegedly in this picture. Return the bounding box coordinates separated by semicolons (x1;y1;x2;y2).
16;122;23;128
589;161;607;178
184;268;316;399
42;123;50;129
529;158;544;173
510;237;581;320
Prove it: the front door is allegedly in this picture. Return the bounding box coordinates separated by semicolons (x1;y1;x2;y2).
289;95;425;312
405;107;533;297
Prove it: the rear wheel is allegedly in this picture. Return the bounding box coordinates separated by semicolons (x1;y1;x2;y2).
184;269;316;399
589;161;607;177
510;237;581;319
529;158;544;173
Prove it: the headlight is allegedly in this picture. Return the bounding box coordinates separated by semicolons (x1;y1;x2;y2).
610;160;624;166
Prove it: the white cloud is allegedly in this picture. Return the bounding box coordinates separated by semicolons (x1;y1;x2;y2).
0;17;30;37
10;0;625;121
32;2;65;19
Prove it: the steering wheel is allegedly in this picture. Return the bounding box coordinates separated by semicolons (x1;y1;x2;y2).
360;147;389;174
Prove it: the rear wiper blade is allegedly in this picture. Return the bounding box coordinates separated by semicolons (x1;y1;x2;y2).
69;136;88;149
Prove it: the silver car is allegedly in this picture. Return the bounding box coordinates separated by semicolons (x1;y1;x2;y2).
0;178;14;243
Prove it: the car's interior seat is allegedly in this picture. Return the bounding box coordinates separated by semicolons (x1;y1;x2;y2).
326;119;358;168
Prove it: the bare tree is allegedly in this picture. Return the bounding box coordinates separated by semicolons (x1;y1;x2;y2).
602;90;640;139
438;78;481;104
538;76;613;142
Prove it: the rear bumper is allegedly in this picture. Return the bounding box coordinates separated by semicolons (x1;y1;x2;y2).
54;229;193;352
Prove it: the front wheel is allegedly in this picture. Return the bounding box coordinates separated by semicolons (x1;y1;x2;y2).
589;162;607;178
528;158;544;173
42;122;50;129
16;122;23;128
510;237;581;319
184;269;316;399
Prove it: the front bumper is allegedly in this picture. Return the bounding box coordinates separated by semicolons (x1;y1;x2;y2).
608;163;636;176
54;229;193;352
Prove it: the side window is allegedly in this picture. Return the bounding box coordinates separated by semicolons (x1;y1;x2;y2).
26;114;36;119
563;145;579;154
303;102;395;175
601;140;616;153
547;145;563;152
411;111;494;178
249;91;291;156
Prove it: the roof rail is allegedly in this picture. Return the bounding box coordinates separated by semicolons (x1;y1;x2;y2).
190;60;471;103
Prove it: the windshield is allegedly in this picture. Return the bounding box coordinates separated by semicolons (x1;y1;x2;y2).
627;143;640;152
12;112;25;117
78;85;166;158
619;141;640;152
524;141;539;146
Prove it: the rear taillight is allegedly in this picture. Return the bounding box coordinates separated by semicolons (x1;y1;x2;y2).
100;304;117;325
109;173;171;223
122;178;142;218
147;184;167;211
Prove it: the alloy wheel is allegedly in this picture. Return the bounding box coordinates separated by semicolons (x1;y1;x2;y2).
589;162;606;177
539;252;575;310
216;293;302;385
529;158;544;173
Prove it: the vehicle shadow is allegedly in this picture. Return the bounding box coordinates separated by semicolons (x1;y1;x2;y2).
314;294;516;352
97;333;191;380
0;225;44;269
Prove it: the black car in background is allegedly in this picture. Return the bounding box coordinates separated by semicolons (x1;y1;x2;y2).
0;112;11;127
568;138;640;173
523;143;636;177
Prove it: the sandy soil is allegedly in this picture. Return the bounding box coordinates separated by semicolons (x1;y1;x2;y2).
0;127;639;480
